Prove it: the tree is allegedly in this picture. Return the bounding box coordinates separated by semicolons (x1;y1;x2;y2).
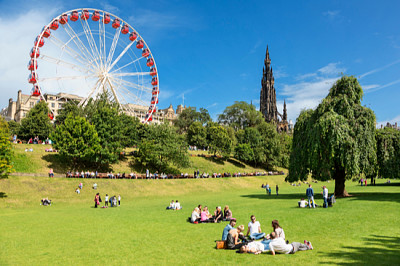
257;121;281;169
206;125;232;158
174;107;212;133
376;127;400;179
235;127;265;166
7;120;20;137
0;117;13;177
136;123;189;172
18;101;53;141
51;114;102;168
55;100;83;125
234;143;254;164
187;121;207;149
119;113;141;148
85;94;124;165
287;76;376;197
278;133;292;169
218;101;264;131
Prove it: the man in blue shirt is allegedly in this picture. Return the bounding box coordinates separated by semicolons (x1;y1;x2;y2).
222;219;236;240
306;185;315;208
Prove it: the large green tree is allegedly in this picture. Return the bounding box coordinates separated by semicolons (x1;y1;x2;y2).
18;101;53;141
51;114;102;168
136;123;189;172
85;95;124;165
218;101;264;131
0;117;13;177
206;125;232;158
55;100;83;125
174;107;211;133
288;76;376;197
187;121;207;149
376;127;400;179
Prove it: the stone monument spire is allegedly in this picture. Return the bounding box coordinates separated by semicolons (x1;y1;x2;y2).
260;45;278;123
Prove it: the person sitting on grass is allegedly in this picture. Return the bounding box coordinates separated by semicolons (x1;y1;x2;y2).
246;215;265;240
223;205;232;221
191;207;201;223
213;206;223;223
75;188;80;194
41;198;51;206
271;220;285;240
48;168;54;178
269;231;313;255
222;219;236;240
174;200;182;210
226;225;246;249
239;239;272;254
113;196;117;207
166;200;175;210
200;206;213;223
299;198;308;208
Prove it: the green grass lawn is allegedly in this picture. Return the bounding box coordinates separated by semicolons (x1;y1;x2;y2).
11;144;271;175
1;175;399;265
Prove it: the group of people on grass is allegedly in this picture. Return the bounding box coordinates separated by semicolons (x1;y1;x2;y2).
166;200;182;210
191;205;233;223
94;193;121;208
304;184;334;208
261;183;279;195
222;216;313;255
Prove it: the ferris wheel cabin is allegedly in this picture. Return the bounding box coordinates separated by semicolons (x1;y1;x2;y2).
31;85;41;97
92;11;100;21
146;58;154;67
129;31;137;41
112;18;120;28
70;11;79;21
136;40;144;49
42;27;51;38
152;87;159;95
50;19;59;30
34;36;44;47
151;77;158;86
103;14;111;24
28;59;38;71
150;67;157;76
81;10;90;20
59;14;68;24
28;72;38;84
30;47;40;58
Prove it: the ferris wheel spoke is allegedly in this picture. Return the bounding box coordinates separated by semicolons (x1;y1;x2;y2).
109;57;143;74
106;27;121;67
79;79;102;107
61;23;98;69
39;54;92;74
107;41;134;71
105;78;124;109
113;78;153;93
80;15;102;69
40;74;96;82
112;72;149;77
111;81;149;106
98;16;106;68
48;35;93;70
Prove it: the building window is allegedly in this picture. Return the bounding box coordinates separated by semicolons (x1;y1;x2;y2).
49;97;53;100
30;102;34;107
51;103;55;108
58;103;62;109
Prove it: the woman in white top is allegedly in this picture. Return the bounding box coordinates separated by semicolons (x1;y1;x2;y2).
271;219;285;240
191;207;200;223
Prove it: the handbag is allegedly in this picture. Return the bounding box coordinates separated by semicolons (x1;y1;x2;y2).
216;240;226;249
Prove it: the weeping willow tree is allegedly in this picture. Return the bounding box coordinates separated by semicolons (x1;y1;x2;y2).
287;76;376;197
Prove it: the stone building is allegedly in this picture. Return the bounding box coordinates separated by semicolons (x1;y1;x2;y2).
1;90;185;125
260;46;292;133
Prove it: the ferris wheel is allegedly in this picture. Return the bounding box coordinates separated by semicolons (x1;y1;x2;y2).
28;8;159;122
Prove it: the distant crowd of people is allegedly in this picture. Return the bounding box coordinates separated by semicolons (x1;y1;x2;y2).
166;200;182;210
261;183;279;195
190;205;233;223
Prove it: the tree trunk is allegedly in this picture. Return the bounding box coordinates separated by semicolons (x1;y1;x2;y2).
334;166;350;197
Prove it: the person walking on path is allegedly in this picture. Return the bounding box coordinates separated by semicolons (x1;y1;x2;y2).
306;185;315;208
118;195;121;206
94;193;100;208
104;194;109;207
322;186;328;208
276;185;279;196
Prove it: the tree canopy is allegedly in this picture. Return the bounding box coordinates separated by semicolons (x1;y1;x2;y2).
174;107;211;133
18;101;53;141
136;123;189;173
51;114;102;169
206;125;232;158
288;76;376;197
218;101;264;131
376;127;400;179
0;117;13;178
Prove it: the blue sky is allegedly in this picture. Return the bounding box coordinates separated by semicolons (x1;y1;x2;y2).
0;0;399;126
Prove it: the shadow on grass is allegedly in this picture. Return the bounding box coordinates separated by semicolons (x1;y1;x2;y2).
374;181;400;187
42;154;112;173
241;193;305;200
0;192;7;198
227;158;246;168
320;235;400;265
204;156;225;165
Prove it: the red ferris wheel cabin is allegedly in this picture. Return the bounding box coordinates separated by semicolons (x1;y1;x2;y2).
151;77;158;86
31;85;41;97
30;47;40;58
42;27;51;38
121;24;129;34
34;36;44;47
28;72;38;84
28;59;38;71
59;14;68;24
136;40;144;49
50;19;59;30
81;10;90;20
92;11;100;21
70;11;79;21
103;14;111;24
112;18;120;28
146;58;154;67
129;31;137;41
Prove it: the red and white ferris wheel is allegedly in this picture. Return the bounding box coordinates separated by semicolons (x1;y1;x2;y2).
28;8;159;122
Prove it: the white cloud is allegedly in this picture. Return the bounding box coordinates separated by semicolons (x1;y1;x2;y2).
362;84;380;91
279;63;342;123
359;58;400;79
206;102;218;109
317;62;346;75
0;8;59;108
365;78;400;93
323;10;340;20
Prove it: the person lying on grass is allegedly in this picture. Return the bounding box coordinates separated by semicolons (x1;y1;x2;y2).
269;231;313;255
239;239;271;254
